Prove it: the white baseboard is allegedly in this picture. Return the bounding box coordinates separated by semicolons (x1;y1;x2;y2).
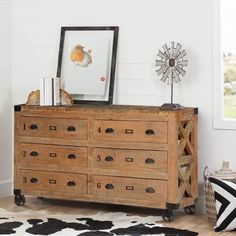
0;179;12;197
195;195;206;214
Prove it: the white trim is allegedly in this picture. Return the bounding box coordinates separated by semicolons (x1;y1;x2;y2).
195;195;206;214
0;179;12;197
0;179;12;185
213;0;236;130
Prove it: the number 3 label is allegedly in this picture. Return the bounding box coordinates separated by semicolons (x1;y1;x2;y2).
23;177;27;183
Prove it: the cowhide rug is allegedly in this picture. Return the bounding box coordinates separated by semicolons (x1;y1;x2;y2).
0;208;198;236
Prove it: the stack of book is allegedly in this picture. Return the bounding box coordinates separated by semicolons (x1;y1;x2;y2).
40;77;61;106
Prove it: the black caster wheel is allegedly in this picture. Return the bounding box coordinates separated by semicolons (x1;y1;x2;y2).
37;197;44;200
184;205;196;215
14;195;25;206
162;209;174;222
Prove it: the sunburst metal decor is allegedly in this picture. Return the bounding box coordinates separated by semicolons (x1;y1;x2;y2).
156;41;188;110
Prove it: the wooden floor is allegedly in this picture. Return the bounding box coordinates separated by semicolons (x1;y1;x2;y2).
0;196;235;236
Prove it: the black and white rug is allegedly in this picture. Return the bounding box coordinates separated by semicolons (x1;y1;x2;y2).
0;208;198;236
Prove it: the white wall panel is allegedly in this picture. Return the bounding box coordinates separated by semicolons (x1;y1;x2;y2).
0;0;12;196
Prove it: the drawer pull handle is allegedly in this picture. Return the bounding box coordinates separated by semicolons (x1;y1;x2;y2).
105;184;114;190
126;157;134;162
126;186;134;191
67;154;77;160
105;128;114;134
145;129;155;135
30;124;38;130
67;126;76;132
30;151;39;157
125;129;133;134
49;125;56;130
67;181;76;187
105;155;114;162
49;153;57;157
49;179;57;184
146;187;155;193
30;178;38;183
145;158;155;164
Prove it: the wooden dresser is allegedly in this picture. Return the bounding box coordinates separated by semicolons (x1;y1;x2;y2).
14;104;198;220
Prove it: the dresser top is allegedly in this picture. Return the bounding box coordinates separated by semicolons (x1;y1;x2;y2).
15;104;198;114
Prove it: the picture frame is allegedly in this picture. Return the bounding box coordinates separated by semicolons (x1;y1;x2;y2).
56;26;119;104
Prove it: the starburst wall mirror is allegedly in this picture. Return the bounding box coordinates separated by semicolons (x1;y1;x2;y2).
155;41;188;110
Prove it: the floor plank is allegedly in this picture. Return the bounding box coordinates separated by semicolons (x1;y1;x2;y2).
0;196;235;235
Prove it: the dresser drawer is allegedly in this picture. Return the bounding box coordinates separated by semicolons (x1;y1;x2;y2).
20;170;87;194
93;148;167;172
59;173;87;194
19;116;88;139
20;170;44;191
19;143;88;167
43;172;60;192
94;120;167;143
93;175;167;201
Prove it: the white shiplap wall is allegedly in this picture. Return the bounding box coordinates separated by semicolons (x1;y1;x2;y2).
12;0;212;106
11;0;236;212
0;0;12;196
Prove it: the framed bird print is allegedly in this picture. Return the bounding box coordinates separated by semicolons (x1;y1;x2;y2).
57;26;119;104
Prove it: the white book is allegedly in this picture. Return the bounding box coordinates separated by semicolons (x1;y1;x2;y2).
45;78;53;106
49;78;53;106
44;78;48;105
53;78;61;106
40;78;45;106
